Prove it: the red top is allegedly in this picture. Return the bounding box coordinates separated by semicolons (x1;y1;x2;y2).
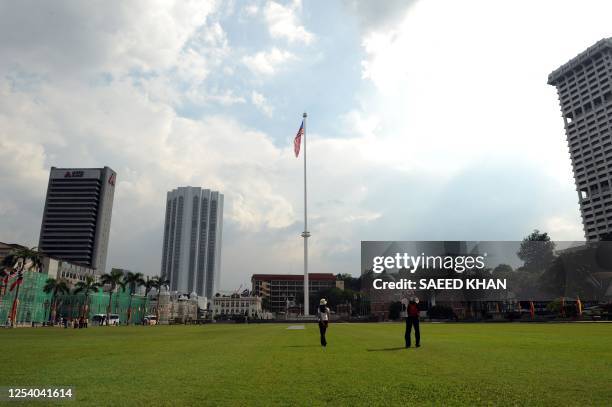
408;303;419;317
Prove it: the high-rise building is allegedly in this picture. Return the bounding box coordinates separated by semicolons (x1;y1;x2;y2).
160;187;223;298
39;167;116;273
548;38;612;240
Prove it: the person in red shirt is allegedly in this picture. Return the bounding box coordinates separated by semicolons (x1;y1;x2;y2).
405;297;421;348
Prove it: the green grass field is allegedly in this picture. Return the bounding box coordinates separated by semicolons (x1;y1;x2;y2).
1;323;611;406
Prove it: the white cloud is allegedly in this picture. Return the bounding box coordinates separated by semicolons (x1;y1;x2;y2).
0;0;220;78
242;47;296;75
264;0;314;44
0;0;603;291
544;216;584;241
354;0;612;186
244;4;259;16
187;88;246;106
0;75;390;285
343;0;417;33
251;91;274;116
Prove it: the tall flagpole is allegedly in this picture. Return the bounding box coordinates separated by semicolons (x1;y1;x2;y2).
301;112;310;316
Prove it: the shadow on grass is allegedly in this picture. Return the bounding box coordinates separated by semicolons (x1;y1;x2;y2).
366;347;406;352
284;345;321;348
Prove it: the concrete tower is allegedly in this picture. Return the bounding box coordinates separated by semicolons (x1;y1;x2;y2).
160;187;223;298
548;39;612;240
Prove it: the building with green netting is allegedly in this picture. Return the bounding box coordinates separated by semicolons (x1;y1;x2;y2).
1;270;152;326
55;289;149;325
0;270;52;326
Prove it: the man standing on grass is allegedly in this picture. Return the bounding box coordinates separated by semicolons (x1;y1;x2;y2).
405;297;420;348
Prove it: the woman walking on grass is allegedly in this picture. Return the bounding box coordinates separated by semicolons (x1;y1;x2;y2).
317;298;331;347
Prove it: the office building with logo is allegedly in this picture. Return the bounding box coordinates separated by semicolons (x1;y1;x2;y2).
38;167;116;273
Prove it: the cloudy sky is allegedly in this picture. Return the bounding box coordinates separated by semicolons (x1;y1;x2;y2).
1;0;611;290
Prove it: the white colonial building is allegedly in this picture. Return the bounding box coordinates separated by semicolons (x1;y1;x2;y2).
212;296;262;318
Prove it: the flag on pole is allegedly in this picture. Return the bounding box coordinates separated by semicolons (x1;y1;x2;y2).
294;120;304;157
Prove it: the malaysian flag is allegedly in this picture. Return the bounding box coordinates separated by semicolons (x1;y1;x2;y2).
294;120;304;157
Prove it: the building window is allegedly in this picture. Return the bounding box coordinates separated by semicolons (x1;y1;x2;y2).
580;188;590;200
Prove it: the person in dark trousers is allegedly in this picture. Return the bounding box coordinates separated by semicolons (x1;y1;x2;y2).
317;298;331;347
405;297;421;348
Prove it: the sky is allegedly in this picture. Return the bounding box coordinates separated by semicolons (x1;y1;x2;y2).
0;0;611;291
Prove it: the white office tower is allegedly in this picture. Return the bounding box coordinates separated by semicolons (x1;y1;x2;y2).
160;187;223;298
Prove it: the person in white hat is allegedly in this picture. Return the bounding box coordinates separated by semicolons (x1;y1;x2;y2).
317;298;331;347
405;296;420;348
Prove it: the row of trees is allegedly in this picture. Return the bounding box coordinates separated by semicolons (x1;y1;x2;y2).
0;247;43;327
43;270;170;325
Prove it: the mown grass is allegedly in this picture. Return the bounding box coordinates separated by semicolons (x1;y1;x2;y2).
1;323;611;406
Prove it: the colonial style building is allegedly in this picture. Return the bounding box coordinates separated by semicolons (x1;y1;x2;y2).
211;295;262;318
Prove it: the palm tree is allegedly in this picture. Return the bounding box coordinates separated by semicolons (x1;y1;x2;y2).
0;267;9;299
2;247;43;327
43;278;70;324
117;280;127;317
123;272;144;325
73;276;101;320
1;255;17;300
100;269;124;325
153;274;170;322
143;276;156;317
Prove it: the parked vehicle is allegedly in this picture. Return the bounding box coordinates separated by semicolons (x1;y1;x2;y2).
143;315;157;325
92;313;120;326
582;306;603;320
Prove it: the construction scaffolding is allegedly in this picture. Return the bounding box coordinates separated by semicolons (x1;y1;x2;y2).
0;271;53;325
55;290;149;324
0;271;151;326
